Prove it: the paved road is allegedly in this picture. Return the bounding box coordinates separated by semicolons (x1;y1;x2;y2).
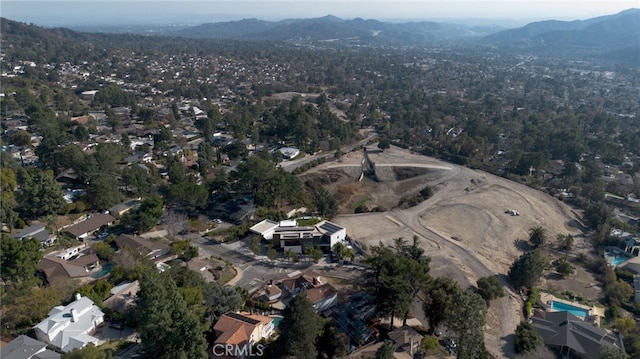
279;133;377;173
188;234;324;293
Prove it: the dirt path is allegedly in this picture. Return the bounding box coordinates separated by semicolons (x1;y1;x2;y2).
325;146;584;358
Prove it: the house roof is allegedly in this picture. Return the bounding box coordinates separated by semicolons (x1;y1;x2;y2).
38;254;99;285
2;335;60;359
115;234;168;255
63;214;114;237
306;283;338;305
34;295;104;352
315;220;345;236
280;270;324;292
10;224;46;240
249;219;279;236
213;312;272;346
532;311;623;359
388;326;423;356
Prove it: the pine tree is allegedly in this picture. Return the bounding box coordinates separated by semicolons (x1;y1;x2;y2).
272;293;322;359
137;268;207;359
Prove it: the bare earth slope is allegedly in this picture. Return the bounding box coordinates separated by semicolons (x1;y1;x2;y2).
317;146;584;358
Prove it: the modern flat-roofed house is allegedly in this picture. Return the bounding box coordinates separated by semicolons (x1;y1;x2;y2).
114;234;169;260
2;335;61;359
11;224;57;247
62;214;114;240
212;312;274;358
250;219;347;253
34;294;104;353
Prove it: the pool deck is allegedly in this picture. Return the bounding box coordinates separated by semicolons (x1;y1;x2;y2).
540;292;605;325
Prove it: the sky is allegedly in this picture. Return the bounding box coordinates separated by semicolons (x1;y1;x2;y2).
1;0;638;26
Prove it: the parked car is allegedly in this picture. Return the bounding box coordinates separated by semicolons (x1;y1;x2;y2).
109;322;124;330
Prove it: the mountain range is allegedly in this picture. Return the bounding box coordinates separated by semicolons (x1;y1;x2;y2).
1;8;639;64
170;9;639;62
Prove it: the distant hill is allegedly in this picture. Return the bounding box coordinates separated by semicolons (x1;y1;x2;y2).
483;8;640;63
174;15;496;45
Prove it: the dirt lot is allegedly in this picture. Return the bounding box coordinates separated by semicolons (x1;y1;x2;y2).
302;145;593;358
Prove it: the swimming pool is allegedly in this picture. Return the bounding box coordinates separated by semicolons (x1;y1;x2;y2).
611;255;628;266
91;263;113;279
551;300;589;319
270;316;283;328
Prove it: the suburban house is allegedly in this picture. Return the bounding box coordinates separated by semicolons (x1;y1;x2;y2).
108;198;141;218
2;335;61;359
305;283;339;312
279;270;338;312
62;214;115;240
325;292;376;345
34;294;104;353
10;223;57;247
124;151;153;165
38;250;100;285
114;234;169;260
277;147;300;160
531;310;624;359
103;280;140;313
250;219;347;253
212;312;274;358
350;326;422;359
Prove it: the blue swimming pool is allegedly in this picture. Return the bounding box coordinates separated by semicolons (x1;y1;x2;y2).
92;263;113;279
551;300;589;319
611;256;628;266
271;316;283;328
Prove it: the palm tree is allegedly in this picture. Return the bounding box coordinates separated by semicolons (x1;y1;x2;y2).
528;226;547;248
558;234;574;260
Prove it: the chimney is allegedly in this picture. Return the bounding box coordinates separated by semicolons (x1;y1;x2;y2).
75;293;82;301
70;308;79;323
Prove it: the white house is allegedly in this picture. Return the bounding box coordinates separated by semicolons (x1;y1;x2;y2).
250;219;347;253
34;294;104;352
2;335;61;359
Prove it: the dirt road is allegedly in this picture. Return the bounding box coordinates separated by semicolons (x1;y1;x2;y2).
323;146;584;358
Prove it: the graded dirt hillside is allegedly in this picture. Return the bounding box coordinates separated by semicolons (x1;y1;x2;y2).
301;145;586;358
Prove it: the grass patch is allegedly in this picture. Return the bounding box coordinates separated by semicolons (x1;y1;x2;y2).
296;217;322;226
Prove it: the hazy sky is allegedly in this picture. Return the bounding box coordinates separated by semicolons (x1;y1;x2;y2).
2;0;638;26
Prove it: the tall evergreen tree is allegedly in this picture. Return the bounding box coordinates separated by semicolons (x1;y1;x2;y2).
445;290;487;359
272;294;322;359
137;268;207;359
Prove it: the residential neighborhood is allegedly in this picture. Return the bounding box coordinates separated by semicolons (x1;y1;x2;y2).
1;6;640;359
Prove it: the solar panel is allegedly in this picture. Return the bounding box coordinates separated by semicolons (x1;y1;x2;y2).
226;312;260;325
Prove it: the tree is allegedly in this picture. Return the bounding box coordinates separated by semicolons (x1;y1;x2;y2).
606;280;634;306
272;294;322;359
377;138;391;150
599;345;629;359
316;321;349;359
508;250;546;289
203;282;243;324
477;276;504;301
514;321;543;354
614;318;635;336
423;276;461;331
528;226;547;248
313;187;338;219
374;340;395;359
137;268;208;359
17;168;65;218
1;235;43;286
558;234;574;260
445;290;487;359
267;247;278;261
556;260;574;276
93;242;114;260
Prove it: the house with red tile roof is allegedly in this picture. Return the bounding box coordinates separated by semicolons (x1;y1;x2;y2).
211;312;274;358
